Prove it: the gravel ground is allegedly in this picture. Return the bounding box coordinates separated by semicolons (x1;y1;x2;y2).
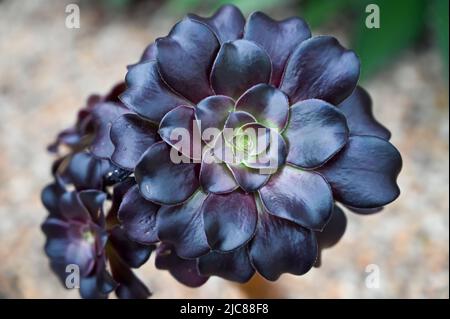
0;0;448;298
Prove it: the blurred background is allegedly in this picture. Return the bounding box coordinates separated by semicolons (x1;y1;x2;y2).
0;0;448;298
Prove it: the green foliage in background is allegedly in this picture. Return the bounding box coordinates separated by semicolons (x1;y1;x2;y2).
431;0;449;78
353;0;427;79
166;0;291;14
303;0;447;80
302;0;358;28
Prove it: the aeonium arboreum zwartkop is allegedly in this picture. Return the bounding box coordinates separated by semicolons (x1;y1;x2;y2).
42;84;206;298
42;5;402;297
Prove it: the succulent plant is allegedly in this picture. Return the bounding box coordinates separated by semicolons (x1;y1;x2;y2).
42;84;155;298
42;5;402;297
42;83;205;297
41;177;154;299
115;5;402;281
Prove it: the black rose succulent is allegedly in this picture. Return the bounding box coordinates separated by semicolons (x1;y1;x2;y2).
41;176;154;299
109;5;402;282
43;5;402;295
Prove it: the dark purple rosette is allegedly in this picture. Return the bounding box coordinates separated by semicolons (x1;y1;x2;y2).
48;83;133;191
41;176;155;299
42;83;202;298
111;5;402;283
42;85;157;299
48;83;127;155
43;5;402;294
